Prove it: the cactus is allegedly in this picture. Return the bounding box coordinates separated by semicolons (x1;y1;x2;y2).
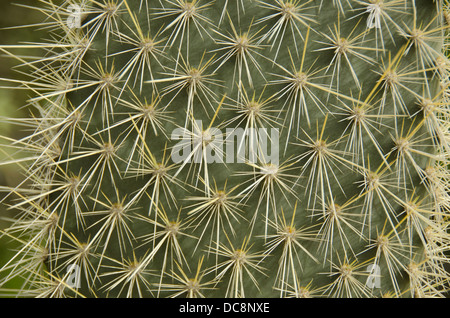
0;0;450;298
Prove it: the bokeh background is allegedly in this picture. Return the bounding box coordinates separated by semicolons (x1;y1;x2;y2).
0;0;45;292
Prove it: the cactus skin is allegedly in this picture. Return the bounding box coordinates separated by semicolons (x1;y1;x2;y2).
0;0;450;298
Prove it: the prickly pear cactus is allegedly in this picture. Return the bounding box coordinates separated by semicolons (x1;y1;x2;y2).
1;0;450;298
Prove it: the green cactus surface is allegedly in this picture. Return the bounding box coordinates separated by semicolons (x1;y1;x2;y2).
0;0;450;298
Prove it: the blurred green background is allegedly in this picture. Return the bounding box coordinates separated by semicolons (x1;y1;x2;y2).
0;0;45;293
